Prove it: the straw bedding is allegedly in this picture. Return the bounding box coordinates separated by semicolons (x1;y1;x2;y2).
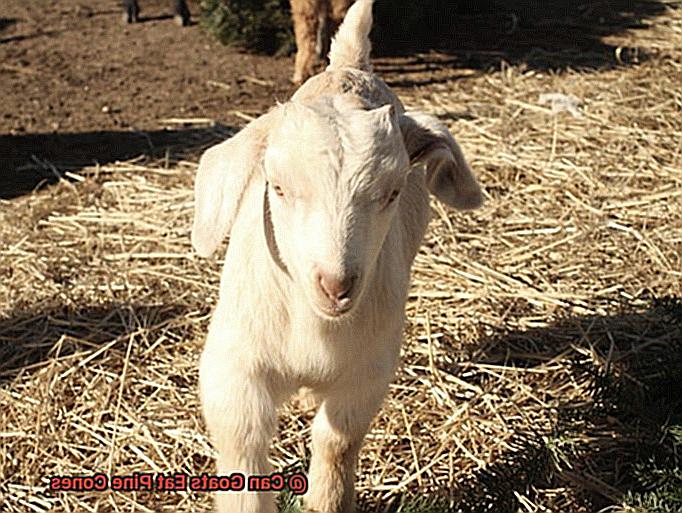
1;5;681;512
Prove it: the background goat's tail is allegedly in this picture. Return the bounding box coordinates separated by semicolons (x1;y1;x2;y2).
327;0;374;72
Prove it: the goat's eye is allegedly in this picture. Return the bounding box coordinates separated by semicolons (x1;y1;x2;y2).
272;183;285;198
385;189;401;206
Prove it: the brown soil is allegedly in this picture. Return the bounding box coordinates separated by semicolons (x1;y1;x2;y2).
0;0;298;197
1;0;295;134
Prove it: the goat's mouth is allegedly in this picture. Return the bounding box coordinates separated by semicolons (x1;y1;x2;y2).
313;296;357;321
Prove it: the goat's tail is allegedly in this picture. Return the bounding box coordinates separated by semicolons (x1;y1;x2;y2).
327;0;374;72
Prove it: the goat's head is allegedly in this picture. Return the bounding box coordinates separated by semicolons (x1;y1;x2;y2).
191;96;483;321
262;98;410;319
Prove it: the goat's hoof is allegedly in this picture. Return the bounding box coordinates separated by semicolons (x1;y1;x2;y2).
291;73;308;85
122;11;139;24
174;14;190;27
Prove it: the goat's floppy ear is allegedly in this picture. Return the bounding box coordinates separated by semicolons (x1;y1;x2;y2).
399;111;483;210
191;111;274;258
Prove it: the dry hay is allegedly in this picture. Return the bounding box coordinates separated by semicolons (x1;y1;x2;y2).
2;4;682;513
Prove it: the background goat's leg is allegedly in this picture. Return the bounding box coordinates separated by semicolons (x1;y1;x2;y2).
318;0;354;63
122;0;140;23
291;0;323;83
173;0;191;26
316;5;330;62
328;0;354;38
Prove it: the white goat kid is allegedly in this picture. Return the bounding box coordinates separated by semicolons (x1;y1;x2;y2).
191;1;483;512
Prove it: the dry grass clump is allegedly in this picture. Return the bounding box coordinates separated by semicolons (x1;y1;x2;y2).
2;5;682;513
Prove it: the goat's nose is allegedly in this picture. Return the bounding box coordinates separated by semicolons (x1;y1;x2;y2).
317;271;357;303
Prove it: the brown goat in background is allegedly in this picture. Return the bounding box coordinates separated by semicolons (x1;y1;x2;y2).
291;0;355;83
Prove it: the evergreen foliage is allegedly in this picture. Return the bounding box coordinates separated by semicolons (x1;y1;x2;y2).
199;0;294;55
622;426;682;513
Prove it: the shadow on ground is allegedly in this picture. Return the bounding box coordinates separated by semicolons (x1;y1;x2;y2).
0;302;200;385
372;0;667;75
371;296;682;513
0;126;232;199
0;18;18;33
0;17;33;44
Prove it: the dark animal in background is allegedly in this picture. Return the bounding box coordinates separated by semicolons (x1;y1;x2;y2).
291;0;355;83
121;0;191;26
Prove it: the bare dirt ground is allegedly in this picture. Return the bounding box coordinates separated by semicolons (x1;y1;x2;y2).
1;1;682;513
0;0;296;197
0;0;296;133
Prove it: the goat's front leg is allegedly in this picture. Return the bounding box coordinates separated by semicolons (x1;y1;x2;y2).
200;347;283;513
305;376;392;513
